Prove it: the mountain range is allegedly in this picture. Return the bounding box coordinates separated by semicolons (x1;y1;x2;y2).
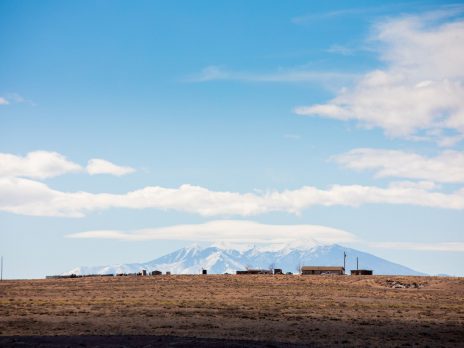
65;241;425;276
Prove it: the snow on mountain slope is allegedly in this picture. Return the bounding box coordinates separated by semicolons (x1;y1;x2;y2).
64;241;425;276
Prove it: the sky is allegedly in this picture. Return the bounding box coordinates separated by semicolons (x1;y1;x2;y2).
1;0;463;278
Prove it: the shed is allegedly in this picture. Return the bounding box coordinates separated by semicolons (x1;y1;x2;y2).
301;266;345;275
151;270;162;276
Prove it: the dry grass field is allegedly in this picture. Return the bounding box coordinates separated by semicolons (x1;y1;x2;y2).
1;275;463;347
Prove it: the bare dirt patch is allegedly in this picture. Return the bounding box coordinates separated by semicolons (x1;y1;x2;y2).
1;275;463;347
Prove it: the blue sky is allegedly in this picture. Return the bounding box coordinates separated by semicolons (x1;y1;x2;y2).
1;0;463;278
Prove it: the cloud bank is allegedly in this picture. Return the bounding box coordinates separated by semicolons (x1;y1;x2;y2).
1;148;463;218
1;177;463;217
295;11;464;146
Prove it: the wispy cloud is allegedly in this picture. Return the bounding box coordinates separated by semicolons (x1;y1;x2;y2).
292;7;374;24
0;93;34;106
367;242;464;252
291;3;464;24
283;133;301;140
295;10;464;146
67;220;355;245
291;4;403;24
186;65;358;84
333;148;464;184
326;44;355;56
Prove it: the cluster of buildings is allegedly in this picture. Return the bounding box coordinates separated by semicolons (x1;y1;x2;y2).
116;270;168;276
46;266;373;279
235;266;372;276
47;255;373;278
235;255;373;276
46;270;170;279
45;274;114;279
47;265;373;279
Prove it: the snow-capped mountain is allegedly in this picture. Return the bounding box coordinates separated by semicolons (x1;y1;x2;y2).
65;241;425;276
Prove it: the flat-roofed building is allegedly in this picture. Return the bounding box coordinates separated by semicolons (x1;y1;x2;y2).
236;269;272;275
301;266;345;275
350;269;373;275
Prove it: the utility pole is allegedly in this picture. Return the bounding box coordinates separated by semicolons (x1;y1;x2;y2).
1;256;3;281
356;257;359;271
343;252;346;274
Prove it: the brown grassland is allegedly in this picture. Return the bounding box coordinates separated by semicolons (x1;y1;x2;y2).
1;275;463;347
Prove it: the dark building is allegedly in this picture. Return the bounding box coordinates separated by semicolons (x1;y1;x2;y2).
273;268;283;275
202;269;207;275
236;269;273;275
151;270;162;276
350;269;373;275
301;266;345;275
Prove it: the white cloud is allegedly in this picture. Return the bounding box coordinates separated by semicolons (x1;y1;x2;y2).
0;151;135;179
0;97;9;105
0;151;82;179
1;177;463;217
333;148;464;183
295;11;464;145
86;159;135;176
368;242;464;252
66;220;356;244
